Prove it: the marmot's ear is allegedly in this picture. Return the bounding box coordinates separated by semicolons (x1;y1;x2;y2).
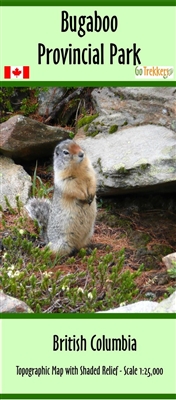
55;145;60;156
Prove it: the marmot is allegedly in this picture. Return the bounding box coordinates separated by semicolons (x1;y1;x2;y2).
26;139;97;256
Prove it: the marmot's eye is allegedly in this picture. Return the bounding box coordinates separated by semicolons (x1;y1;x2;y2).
63;149;69;155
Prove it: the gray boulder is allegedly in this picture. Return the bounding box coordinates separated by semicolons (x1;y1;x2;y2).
0;156;31;210
91;87;176;133
0;114;72;161
0;291;33;313
38;87;67;116
99;291;176;313
154;291;176;313
77;124;176;195
162;253;176;270
99;301;158;313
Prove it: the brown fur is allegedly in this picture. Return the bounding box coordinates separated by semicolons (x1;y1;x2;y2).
26;139;97;256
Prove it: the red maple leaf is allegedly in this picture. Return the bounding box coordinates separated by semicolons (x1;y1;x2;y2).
12;68;22;77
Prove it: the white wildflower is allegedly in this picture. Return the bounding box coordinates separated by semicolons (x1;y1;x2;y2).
120;301;126;307
7;265;15;271
7;270;13;278
14;271;20;277
62;285;69;292
19;229;25;235
2;252;7;259
88;292;93;300
7;266;20;279
77;287;84;294
43;271;53;278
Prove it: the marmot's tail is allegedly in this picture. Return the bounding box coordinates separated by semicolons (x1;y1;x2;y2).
25;198;51;241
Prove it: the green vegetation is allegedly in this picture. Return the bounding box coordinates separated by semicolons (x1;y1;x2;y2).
97;157;103;173
118;165;128;174
0;88;14;115
140;164;148;171
151;244;173;257
165;262;176;296
77;113;98;129
86;130;99;137
167;262;176;279
31;162;53;198
0;200;142;313
20;97;38;116
0;88;39;123
69;131;75;139
84;124;89;132
109;125;118;134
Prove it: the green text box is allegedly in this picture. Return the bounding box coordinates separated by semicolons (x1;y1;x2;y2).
2;318;176;394
0;6;175;82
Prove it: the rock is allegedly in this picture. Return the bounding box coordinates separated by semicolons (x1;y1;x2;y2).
91;87;176;133
77;124;176;196
0;156;31;210
0;115;72;161
171;120;176;132
111;87;176;102
38;87;67;116
99;301;158;313
153;291;176;313
162;253;176;270
144;292;157;300
0;291;33;313
98;291;176;313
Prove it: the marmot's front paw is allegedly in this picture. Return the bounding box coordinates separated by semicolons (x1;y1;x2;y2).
87;194;95;205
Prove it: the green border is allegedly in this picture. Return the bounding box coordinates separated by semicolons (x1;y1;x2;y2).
0;0;176;5
0;313;176;318
1;5;176;400
1;394;176;399
1;81;176;87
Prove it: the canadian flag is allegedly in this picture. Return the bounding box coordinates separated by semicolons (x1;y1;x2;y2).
4;66;30;79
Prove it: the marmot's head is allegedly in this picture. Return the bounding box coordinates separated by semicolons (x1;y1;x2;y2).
54;139;85;170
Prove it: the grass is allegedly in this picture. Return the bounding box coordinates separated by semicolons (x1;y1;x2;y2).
31;161;54;198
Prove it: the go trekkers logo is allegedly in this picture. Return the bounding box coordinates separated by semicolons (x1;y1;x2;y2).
135;66;174;79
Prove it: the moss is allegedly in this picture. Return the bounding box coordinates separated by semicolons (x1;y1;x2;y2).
118;166;128;174
109;125;118;134
151;244;173;257
122;120;128;126
140;163;148;171
97;157;103;173
97;211;132;230
84;125;89;132
68;99;79;109
69;132;75;139
86;130;99;137
77;113;98;129
131;232;151;247
118;166;125;173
